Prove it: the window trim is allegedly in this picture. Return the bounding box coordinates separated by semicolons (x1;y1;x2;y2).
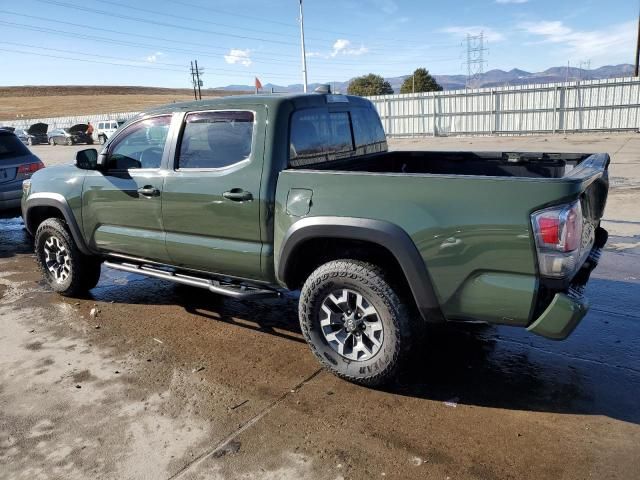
173;108;257;172
105;113;173;172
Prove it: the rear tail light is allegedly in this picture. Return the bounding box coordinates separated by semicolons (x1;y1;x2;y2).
17;161;45;176
531;200;583;278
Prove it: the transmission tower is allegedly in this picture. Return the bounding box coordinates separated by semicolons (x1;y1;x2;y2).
465;32;488;89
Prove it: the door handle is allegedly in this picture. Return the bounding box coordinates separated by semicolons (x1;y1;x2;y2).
138;185;160;197
223;189;253;202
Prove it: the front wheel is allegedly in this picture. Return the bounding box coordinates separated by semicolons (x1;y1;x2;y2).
299;259;412;387
66;137;73;146
27;137;33;146
99;135;106;145
34;218;102;296
49;137;55;146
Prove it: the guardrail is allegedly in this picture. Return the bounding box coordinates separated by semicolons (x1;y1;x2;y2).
368;76;640;137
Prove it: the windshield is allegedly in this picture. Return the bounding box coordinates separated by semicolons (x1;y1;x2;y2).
0;133;30;158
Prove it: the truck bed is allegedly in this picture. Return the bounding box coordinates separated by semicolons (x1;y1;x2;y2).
301;150;595;179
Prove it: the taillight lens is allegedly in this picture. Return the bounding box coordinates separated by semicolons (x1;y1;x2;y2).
17;161;45;176
531;201;583;277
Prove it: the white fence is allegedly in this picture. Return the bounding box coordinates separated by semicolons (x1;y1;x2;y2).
1;111;140;131
3;77;640;137
368;77;640;137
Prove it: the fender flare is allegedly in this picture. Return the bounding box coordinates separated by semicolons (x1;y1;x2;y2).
23;193;92;256
277;216;443;322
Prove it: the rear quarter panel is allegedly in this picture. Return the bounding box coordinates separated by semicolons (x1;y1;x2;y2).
275;170;587;326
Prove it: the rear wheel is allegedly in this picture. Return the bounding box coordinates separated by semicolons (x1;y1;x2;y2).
299;259;412;387
27;137;33;146
49;137;55;146
35;218;102;296
99;135;106;145
65;137;73;146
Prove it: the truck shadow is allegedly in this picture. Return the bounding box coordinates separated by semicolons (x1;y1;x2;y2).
90;268;640;426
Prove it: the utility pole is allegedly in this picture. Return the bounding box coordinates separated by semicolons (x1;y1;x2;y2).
190;61;204;100
635;6;640;77
298;0;308;93
190;61;197;100
195;60;203;100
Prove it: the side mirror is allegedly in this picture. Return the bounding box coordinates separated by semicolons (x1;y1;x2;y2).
75;148;99;170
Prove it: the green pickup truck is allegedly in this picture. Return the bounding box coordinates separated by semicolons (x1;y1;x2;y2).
22;93;609;386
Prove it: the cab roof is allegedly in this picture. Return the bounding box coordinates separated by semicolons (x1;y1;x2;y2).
142;93;374;116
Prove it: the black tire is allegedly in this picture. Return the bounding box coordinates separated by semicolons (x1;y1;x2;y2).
66;137;73;146
27;137;33;146
34;218;102;296
49;137;55;146
99;135;106;145
299;259;412;387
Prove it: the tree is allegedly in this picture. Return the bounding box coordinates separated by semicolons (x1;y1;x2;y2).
347;74;394;96
400;68;443;94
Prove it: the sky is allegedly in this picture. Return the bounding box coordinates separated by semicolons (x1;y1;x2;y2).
0;0;637;88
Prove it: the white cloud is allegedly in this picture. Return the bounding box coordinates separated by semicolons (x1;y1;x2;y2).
306;39;369;60
331;39;368;57
440;26;505;43
372;0;398;14
224;49;252;67
496;0;528;4
519;20;635;60
145;52;164;63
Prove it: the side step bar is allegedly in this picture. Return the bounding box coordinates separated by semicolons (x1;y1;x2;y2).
103;261;279;300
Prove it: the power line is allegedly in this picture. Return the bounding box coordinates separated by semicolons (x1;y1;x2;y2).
35;0;297;46
0;14;460;68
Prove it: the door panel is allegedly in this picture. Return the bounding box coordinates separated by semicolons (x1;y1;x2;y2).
81;115;173;262
162;108;265;280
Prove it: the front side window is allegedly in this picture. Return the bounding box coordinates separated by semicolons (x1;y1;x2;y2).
289;108;354;167
107;115;171;170
177;111;254;169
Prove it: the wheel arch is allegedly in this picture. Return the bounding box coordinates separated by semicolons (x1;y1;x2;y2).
277;216;443;322
24;193;92;255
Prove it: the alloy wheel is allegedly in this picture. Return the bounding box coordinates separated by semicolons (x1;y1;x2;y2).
43;235;71;283
319;288;384;361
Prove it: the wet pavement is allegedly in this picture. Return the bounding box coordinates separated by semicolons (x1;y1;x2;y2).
1;213;639;479
2;135;640;479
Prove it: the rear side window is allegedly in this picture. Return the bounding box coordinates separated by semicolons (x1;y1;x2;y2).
289;108;354;167
0;133;30;158
177;111;254;169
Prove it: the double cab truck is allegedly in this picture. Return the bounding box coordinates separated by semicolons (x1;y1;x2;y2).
22;93;609;386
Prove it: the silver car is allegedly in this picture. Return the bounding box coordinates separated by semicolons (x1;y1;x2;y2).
0;130;44;217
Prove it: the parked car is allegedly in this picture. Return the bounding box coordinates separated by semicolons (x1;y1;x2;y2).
15;123;49;146
1;129;44;217
95;119;125;145
22;93;609;386
47;124;93;146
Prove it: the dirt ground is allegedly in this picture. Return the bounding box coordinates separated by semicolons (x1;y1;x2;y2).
0;86;246;120
1;134;639;479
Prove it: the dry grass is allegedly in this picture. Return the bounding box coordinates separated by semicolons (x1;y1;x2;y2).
0;86;249;120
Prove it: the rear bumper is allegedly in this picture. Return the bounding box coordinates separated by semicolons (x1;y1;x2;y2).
0;188;22;211
527;227;607;340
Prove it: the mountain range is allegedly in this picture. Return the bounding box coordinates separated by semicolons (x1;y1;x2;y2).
217;64;636;93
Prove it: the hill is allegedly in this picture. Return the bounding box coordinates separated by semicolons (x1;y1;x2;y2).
221;64;635;93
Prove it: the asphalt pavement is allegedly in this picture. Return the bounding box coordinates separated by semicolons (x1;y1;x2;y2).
1;135;639;479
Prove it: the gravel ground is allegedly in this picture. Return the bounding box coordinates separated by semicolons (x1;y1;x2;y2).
1;133;639;479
